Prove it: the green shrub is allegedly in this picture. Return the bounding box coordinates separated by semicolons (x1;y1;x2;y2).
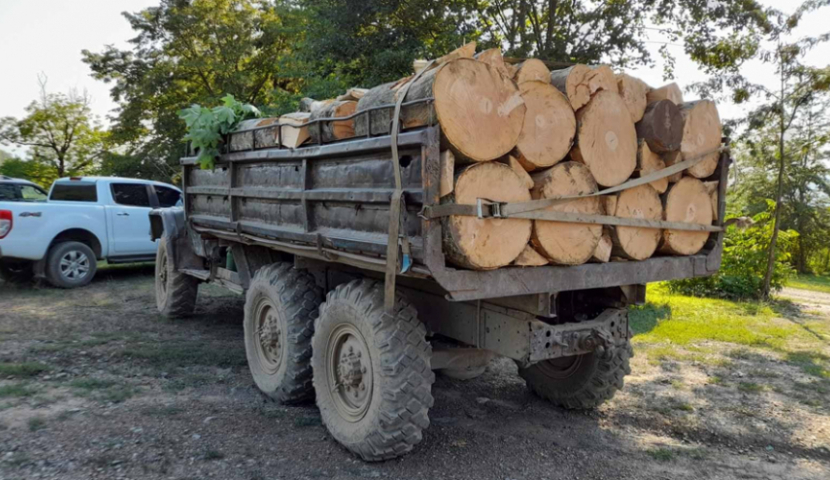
668;202;797;299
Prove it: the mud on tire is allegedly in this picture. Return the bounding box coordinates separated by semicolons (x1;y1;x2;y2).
312;279;434;462
518;341;633;410
155;236;199;317
244;263;322;404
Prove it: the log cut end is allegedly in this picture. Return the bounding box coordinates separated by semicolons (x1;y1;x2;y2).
444;162;532;269
610;185;663;260
278;112;311;148
434;58;526;162
513;59;551;85
507;155;534;190
571;90;638;187
591;232;613;263
616;73;650;123
513;244;550;267
680;100;722;179
530;162;602;265
514;81;576;170
647;83;684;105
475;48;511;78
660;177;713;255
637;140;669;194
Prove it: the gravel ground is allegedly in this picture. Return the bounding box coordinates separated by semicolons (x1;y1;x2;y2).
0;267;828;480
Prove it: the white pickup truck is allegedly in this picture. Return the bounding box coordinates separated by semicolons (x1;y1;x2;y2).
0;176;181;288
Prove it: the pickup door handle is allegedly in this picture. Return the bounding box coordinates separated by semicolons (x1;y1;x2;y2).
19;212;42;218
116;212;130;217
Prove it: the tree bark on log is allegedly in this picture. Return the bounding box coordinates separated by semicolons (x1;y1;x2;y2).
647;83;683;105
679;100;722;179
439;150;455;197
637;140;669;194
659;177;713;255
550;64;616;111
616;73;650;123
513;81;576;171
636;100;684;153
229;118;279;151
570;91;638;187
513;59;551;85
442;162;532;270
308;100;357;144
530;162;602;265
355;59;525;162
608;184;663;260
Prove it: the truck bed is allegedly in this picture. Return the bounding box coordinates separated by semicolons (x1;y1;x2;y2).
181;125;729;301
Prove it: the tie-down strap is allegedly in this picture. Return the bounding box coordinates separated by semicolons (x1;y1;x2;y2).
421;146;727;233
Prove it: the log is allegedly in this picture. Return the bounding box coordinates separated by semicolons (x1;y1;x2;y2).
570;90;638;187
659;177;713;255
513;59;551;85
278;112;311;148
616;73;650;123
355;58;525;162
299;98;334;113
513;81;576;171
507;155;534;190
308;100;357;144
229;118;279;151
637;140;669;194
442;162;532;270
513;244;550;267
475;48;511;78
662;151;684;183
336;88;368;102
591;232;613;263
550;64;616;111
435;41;477;67
530;162;602;265
602;195;618;216
703;180;720;222
647;83;683;105
636;100;684;153
608;184;663;260
439;150;455;197
679;100;722;179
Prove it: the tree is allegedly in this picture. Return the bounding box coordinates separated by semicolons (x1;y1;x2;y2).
0;75;108;179
82;0;309;180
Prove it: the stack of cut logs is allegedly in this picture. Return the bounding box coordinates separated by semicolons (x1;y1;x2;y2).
230;42;723;271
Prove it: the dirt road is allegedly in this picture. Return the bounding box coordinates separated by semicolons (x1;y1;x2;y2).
1;268;829;479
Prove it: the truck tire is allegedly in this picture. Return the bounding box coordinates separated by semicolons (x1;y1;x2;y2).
45;241;98;289
518;342;633;410
312;279;434;461
155;236;199;317
244;263;322;404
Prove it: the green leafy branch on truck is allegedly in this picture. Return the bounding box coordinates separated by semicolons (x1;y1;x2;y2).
179;95;261;170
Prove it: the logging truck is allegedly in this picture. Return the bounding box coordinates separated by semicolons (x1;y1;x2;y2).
150;47;729;462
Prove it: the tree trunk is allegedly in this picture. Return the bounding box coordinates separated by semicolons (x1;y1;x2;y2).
647;83;683;105
762;122;787;298
513;81;576;171
569;91;638;187
659;177;713;255
679;100;723;179
355;59;525;162
550;64;616;111
608;185;663;260
616;73;651;123
637;140;668;194
308;100;357;144
530;162;603;265
636;100;683;153
513;59;551;85
442;162;532;270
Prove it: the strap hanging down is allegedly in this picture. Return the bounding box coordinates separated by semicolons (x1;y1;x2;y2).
384;59;436;312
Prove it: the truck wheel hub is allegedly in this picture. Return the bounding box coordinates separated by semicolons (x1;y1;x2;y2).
328;324;372;422
256;304;283;367
59;251;90;280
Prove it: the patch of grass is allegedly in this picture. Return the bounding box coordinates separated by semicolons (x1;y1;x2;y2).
98;386;136;404
203;449;224;461
708;375;724;385
646;447;676;462
69;378;135;403
670;380;686;390
142;405;184;416
0;383;34;398
672;402;694;412
786;352;830;379
119;340;246;368
70;378;116;391
738;382;764;394
0;362;49;378
788;274;830;294
28;343;71;354
294;415;322;427
5;452;30;467
27;416;46;432
258;408;286;419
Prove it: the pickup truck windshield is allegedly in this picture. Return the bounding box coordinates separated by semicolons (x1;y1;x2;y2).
50;183;98;202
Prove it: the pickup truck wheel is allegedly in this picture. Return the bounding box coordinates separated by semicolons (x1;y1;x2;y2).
518;341;633;410
45;242;97;289
244;263;322;404
155;236;199;317
312;280;434;461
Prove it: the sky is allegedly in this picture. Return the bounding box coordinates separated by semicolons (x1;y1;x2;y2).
0;0;828;155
